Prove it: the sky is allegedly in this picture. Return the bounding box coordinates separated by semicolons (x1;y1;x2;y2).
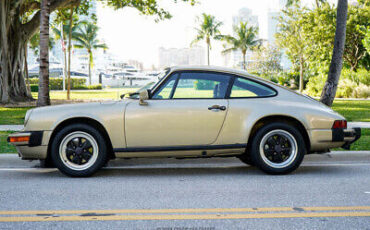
96;0;331;69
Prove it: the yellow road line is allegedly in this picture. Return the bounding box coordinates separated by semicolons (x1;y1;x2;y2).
0;206;369;216
0;211;370;222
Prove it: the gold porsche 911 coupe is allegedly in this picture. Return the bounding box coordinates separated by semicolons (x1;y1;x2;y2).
8;66;361;177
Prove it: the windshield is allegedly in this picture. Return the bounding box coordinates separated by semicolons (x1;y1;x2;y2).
124;69;169;99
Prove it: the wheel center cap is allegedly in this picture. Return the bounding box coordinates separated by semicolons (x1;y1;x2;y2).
274;145;282;152
75;148;83;155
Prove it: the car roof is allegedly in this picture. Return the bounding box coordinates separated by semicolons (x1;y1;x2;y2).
168;65;271;84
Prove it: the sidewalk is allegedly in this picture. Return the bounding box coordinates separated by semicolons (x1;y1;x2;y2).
1;122;369;131
0;125;24;131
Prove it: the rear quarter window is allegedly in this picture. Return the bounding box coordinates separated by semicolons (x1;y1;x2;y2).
230;77;276;98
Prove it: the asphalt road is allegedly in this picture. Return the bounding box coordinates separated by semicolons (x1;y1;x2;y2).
0;151;369;229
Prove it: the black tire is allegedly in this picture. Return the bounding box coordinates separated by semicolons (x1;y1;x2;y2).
39;158;54;168
238;154;255;166
249;122;306;175
50;123;108;177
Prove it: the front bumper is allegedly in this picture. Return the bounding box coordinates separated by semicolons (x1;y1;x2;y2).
7;131;48;159
332;127;361;150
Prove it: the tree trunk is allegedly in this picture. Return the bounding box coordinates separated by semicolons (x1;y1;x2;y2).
242;50;246;70
24;43;31;96
37;0;51;107
0;1;33;103
63;48;67;90
206;37;210;65
67;6;74;100
320;0;348;106
88;51;92;85
299;55;304;92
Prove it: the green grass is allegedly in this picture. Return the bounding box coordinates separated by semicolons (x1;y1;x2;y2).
350;129;370;151
0;131;17;154
0;107;32;125
332;100;370;122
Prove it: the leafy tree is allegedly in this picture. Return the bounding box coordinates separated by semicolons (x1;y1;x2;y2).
0;0;195;104
73;22;107;85
248;45;282;76
191;13;223;65
359;26;370;54
220;21;262;70
304;1;369;72
275;3;311;92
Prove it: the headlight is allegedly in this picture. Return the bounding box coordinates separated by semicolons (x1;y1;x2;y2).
24;109;33;127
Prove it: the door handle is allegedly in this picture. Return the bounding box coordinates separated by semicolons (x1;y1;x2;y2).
208;105;226;111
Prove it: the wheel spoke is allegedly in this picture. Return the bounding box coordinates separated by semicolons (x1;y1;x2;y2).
81;140;92;150
82;152;92;161
267;137;276;146
264;149;274;157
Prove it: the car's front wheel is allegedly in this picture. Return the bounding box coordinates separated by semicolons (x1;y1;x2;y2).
51;123;108;177
249;122;306;174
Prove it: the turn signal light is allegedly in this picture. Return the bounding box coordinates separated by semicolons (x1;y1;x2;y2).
332;120;347;129
8;136;30;143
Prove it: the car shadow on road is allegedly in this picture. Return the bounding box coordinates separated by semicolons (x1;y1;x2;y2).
5;164;356;179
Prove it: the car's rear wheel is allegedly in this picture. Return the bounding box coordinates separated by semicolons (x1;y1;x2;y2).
51;124;108;177
250;122;306;174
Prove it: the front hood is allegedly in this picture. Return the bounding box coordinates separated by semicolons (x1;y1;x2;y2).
32;101;121;113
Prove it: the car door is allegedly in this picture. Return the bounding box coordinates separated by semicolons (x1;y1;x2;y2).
124;71;232;147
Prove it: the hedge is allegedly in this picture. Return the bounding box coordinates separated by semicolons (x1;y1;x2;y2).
30;84;38;92
194;80;215;90
29;83;102;92
29;77;87;90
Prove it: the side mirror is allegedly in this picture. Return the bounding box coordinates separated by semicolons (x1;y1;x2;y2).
139;90;150;106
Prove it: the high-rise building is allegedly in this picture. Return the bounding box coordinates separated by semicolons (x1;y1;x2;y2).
224;8;259;68
158;46;205;69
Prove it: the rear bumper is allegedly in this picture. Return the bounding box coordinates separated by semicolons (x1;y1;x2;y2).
309;127;361;152
7;131;48;159
332;127;361;150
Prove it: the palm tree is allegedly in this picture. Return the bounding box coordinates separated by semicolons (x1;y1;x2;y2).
52;22;78;89
220;22;262;70
320;0;348;106
73;22;107;85
191;13;222;65
37;0;51;107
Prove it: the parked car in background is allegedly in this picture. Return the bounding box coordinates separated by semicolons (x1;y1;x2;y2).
8;66;361;177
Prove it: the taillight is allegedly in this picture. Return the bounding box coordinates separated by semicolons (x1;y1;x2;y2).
332;120;347;129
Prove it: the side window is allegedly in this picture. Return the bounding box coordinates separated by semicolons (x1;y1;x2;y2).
172;72;230;99
230;77;276;98
152;74;178;99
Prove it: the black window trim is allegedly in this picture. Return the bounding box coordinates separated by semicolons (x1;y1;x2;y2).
150;70;278;100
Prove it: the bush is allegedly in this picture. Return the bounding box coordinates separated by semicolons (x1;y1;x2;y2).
30;84;38;92
29;77;87;90
341;68;370;86
352;84;370;98
194;80;215;90
87;84;102;90
304;71;370;98
303;74;326;97
336;79;358;98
